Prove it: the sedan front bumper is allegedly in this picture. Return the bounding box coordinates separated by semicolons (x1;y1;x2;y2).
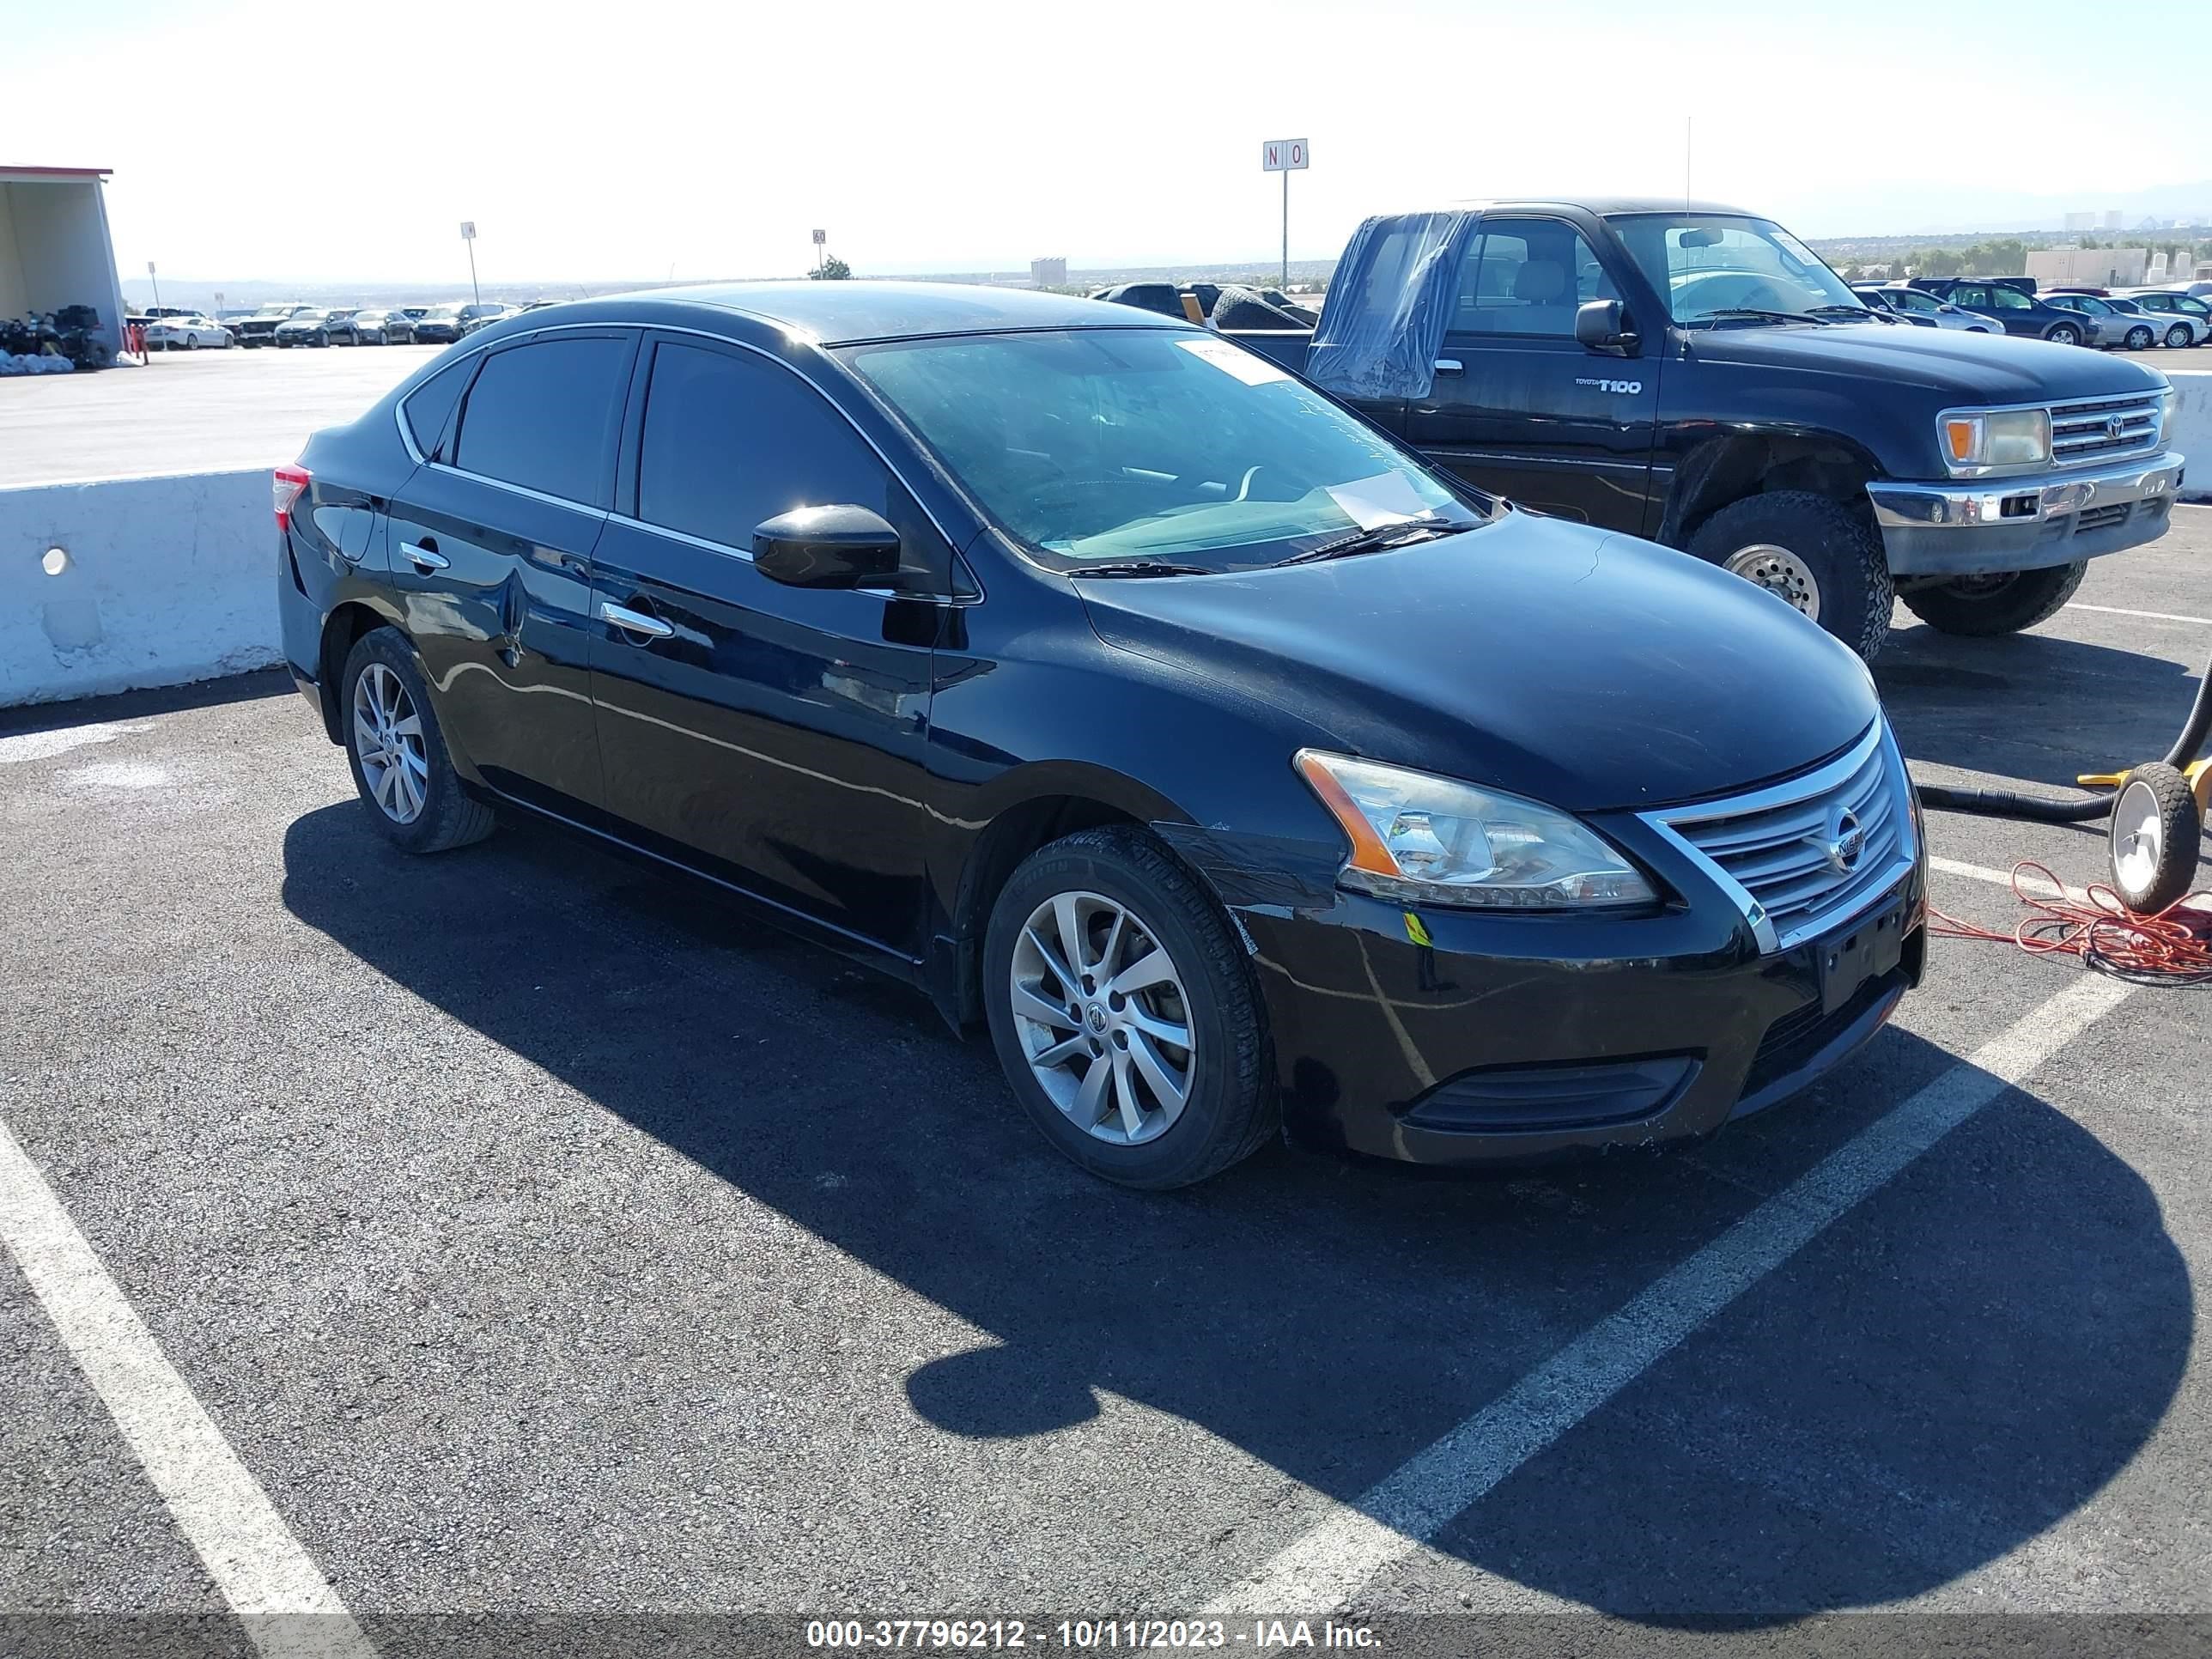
1228;819;1927;1170
1867;450;2185;575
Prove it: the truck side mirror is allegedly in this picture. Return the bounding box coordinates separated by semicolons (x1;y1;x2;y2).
1575;300;1639;356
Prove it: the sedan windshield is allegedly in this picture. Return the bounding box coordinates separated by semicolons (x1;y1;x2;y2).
1613;214;1861;325
840;329;1481;571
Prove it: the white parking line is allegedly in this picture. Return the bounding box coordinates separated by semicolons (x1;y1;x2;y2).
0;1115;375;1659
2069;602;2212;627
1930;854;2092;903
1203;973;2133;1616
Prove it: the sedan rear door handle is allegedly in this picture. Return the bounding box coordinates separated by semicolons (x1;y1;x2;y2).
600;600;674;641
400;540;448;572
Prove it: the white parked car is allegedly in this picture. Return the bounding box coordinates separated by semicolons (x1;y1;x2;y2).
145;314;234;350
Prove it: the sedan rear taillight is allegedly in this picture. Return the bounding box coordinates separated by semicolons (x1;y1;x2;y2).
273;464;312;531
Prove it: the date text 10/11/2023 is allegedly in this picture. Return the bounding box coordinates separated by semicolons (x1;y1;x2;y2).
805;1619;1381;1650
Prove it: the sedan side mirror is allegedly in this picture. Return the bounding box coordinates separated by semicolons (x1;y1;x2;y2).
1575;299;1639;356
752;504;904;589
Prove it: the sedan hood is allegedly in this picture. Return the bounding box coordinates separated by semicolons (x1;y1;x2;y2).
1690;319;2166;403
1078;513;1879;814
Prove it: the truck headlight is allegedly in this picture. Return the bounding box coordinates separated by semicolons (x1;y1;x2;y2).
1941;408;2051;472
1294;750;1656;909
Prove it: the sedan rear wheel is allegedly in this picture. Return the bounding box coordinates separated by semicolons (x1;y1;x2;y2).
985;827;1273;1188
340;629;495;854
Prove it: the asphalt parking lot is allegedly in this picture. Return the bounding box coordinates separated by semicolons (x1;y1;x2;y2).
3;516;2210;1657
0;347;439;486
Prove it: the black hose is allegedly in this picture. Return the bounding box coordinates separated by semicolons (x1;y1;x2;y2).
1911;639;2212;823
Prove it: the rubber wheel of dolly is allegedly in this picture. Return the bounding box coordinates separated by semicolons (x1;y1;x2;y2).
2109;763;2203;915
983;826;1275;1190
1899;562;2087;637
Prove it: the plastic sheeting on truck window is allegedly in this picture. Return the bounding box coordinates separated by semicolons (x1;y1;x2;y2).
1304;210;1479;403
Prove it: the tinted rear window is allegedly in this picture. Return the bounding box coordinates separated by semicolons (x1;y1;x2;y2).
452;335;632;506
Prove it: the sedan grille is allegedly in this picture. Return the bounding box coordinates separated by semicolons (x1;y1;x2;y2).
2048;392;2163;466
1641;725;1915;951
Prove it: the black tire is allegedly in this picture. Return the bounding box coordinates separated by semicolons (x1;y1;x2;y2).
183;336;198;350
2165;325;2192;349
2107;763;2202;915
339;628;495;854
983;826;1274;1189
2124;325;2154;351
1899;562;2087;636
1687;490;1894;661
2045;323;2082;346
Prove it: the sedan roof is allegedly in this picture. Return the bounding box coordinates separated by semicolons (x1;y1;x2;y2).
641;280;1190;344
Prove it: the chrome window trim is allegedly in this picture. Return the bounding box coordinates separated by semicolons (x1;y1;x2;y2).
386;320;971;560
1638;721;1917;956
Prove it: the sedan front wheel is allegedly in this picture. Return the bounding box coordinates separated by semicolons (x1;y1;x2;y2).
984;826;1274;1188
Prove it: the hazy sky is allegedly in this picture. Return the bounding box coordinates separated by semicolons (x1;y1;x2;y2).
16;0;2211;285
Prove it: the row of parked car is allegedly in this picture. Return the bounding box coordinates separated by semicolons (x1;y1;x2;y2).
128;301;544;350
1851;277;2212;349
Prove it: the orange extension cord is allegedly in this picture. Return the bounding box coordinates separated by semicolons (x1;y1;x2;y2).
1929;861;2212;987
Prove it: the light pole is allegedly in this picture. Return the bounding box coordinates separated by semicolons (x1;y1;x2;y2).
460;221;480;307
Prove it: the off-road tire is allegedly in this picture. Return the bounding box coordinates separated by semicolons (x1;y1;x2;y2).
1689;490;1894;661
1899;562;2087;636
339;628;495;854
983;826;1275;1189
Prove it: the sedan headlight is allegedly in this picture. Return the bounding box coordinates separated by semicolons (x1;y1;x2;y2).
1294;750;1656;910
1940;408;2051;473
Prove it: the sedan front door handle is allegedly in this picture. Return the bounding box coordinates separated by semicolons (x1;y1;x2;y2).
400;540;448;572
600;600;674;641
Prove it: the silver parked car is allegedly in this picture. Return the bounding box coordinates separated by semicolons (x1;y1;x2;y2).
2116;289;2210;347
2043;294;2152;349
1854;284;2000;331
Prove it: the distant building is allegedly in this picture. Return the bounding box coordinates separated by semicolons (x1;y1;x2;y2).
1030;256;1068;289
2063;211;2094;232
2027;246;2150;288
2101;210;2124;231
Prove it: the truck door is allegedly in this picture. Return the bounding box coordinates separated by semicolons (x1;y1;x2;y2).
1404;216;1658;531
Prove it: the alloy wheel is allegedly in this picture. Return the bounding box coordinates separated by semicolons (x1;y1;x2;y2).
1009;890;1195;1146
351;662;429;825
1723;543;1822;621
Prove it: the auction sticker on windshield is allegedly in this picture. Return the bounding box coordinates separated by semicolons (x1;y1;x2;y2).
1175;337;1291;386
1326;470;1432;528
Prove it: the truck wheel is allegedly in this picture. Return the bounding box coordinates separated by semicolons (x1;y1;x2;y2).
1898;563;2087;637
2045;323;2082;346
1689;491;1893;661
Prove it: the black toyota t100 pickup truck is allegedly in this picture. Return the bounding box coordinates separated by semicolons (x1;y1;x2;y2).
1216;198;2185;658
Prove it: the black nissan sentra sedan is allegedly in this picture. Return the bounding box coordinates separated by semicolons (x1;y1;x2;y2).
275;283;1926;1189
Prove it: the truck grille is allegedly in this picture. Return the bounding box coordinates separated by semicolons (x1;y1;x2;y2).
2049;392;2163;466
1640;725;1916;952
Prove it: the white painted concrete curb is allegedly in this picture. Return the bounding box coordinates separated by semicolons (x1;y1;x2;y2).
2;468;277;708
2164;368;2211;502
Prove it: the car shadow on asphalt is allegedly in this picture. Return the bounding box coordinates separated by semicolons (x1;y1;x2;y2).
1878;620;2204;795
280;801;2189;1626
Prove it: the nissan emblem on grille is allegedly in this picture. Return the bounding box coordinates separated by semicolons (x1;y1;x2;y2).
1823;805;1866;876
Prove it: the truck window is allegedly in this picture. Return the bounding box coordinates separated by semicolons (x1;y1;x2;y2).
1451;221;1604;337
1986;288;2033;311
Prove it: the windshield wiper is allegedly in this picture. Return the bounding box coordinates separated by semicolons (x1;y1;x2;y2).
1271;514;1468;568
1060;560;1214;579
1686;307;1829;327
1807;304;1888;323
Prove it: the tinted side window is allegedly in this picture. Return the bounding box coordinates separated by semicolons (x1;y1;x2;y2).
1990;289;2033;310
636;342;889;549
452;335;632;507
1452;221;1605;337
400;358;474;460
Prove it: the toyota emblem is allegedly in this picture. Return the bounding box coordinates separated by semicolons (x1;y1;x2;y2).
1824;805;1866;876
2106;415;2127;441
